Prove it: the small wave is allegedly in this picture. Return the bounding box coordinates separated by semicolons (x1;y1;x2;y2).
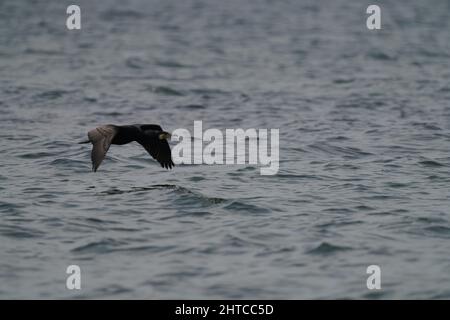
333;78;355;84
354;205;375;211
363;291;388;299
322;207;354;214
155;59;192;68
23;48;62;56
17;151;54;159
385;182;411;188
71;238;126;254
307;242;352;255
21;187;46;193
98;184;180;195
93;285;133;297
308;142;372;158
35;90;69;100
274;174;323;180
0;225;44;239
223;201;270;214
412;122;442;131
190;88;231;97
98;184;227;206
147;85;184;96
368;209;407;216
71;238;176;255
236;166;257;172
125;57;148;69
100;9;144;20
41;140;72;149
430;291;450;299
419;160;445;167
423;226;450;238
176;104;206;110
416;217;448;224
327;135;350;141
92;111;127;116
224;234;262;248
50;158;87;167
368;51;397;61
335;99;385;109
0;202;26;213
188;176;206;182
172;187;227;206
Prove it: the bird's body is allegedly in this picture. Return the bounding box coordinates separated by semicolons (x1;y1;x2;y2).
81;124;174;172
111;125;156;145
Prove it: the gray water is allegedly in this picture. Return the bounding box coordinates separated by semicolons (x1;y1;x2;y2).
1;0;450;299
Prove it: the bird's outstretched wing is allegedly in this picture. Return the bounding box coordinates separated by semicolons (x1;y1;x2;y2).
138;138;174;169
140;124;163;133
87;125;118;172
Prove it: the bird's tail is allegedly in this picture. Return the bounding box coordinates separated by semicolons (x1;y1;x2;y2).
78;139;90;144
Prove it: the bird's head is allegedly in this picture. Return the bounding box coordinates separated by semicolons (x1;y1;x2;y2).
158;131;172;141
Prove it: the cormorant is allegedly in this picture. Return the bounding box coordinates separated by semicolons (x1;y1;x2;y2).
79;124;174;172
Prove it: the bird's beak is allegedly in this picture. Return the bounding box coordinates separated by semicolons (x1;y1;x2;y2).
159;132;172;140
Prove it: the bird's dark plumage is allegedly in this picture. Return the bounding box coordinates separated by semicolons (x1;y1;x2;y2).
82;124;174;172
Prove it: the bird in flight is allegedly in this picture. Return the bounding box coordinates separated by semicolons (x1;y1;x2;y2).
80;124;174;172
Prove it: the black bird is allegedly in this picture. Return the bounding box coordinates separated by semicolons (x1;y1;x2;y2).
79;124;174;172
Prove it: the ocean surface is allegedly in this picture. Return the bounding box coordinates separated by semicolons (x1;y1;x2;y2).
1;0;450;299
